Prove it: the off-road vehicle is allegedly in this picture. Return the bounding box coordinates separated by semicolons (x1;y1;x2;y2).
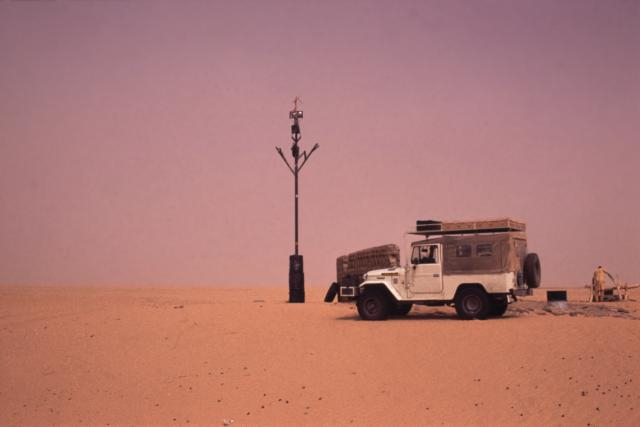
331;218;540;320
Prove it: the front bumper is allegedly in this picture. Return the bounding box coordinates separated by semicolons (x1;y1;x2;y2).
339;285;360;300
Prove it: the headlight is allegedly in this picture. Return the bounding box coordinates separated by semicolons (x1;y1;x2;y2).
363;273;367;281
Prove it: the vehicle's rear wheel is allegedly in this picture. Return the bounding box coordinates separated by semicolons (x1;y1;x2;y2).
356;288;390;321
391;303;413;316
454;287;490;320
524;253;541;288
489;296;508;317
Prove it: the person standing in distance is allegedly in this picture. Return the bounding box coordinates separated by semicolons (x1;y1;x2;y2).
592;266;608;302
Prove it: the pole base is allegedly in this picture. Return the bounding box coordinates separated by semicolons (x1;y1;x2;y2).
289;255;305;303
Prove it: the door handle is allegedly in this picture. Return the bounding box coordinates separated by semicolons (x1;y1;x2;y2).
433;273;440;277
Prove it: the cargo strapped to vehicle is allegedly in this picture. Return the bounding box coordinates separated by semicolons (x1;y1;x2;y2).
410;218;526;236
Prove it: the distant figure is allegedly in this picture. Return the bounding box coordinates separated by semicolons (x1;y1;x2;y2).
592;266;608;302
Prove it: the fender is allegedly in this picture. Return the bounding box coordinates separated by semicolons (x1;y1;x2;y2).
453;283;487;301
359;280;402;301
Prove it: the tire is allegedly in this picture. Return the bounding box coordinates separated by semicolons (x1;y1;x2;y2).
324;282;338;303
489;296;508;317
454;287;490;320
356;288;390;321
391;303;413;316
524;253;541;288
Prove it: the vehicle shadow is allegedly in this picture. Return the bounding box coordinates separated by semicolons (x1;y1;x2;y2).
334;311;522;321
335;311;456;321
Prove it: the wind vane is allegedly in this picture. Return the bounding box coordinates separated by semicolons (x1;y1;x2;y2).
291;96;301;114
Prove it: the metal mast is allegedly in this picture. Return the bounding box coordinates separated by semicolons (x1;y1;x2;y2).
275;97;319;303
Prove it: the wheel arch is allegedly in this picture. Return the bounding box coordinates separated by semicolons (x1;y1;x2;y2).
360;282;401;303
453;283;488;300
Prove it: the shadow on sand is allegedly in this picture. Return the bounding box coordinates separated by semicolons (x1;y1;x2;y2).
334;310;521;321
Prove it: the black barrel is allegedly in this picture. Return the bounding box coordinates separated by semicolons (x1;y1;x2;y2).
546;290;567;302
289;255;305;303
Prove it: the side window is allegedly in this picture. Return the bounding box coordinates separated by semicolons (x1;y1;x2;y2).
430;245;439;263
476;243;493;257
456;245;471;257
420;245;439;264
411;246;420;264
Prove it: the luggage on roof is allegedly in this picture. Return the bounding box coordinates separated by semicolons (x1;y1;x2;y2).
413;218;526;235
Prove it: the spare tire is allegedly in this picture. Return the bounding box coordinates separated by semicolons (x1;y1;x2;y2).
524;253;541;288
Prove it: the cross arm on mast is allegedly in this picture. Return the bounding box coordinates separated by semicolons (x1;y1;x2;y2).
275;146;295;174
298;143;319;171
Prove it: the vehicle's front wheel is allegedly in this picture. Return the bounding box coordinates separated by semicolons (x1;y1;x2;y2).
357;288;390;321
489;296;508;317
454;287;490;320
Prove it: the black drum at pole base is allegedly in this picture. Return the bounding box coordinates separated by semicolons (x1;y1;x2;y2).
289;255;305;303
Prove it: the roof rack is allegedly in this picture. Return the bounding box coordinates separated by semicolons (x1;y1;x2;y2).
409;218;526;236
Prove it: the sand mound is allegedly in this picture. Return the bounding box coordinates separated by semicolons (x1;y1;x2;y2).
509;300;638;319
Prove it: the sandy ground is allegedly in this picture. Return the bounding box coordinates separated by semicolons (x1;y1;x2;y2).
1;286;640;427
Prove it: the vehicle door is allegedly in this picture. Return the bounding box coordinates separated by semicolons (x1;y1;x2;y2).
410;243;443;294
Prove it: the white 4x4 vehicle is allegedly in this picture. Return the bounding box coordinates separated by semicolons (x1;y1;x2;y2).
340;219;541;320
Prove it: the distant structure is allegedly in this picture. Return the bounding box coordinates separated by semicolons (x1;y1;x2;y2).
588;267;638;302
275;97;319;303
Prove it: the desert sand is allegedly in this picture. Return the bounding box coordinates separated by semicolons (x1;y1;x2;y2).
1;285;639;427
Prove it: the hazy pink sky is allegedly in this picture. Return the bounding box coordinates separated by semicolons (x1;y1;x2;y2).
1;0;638;287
